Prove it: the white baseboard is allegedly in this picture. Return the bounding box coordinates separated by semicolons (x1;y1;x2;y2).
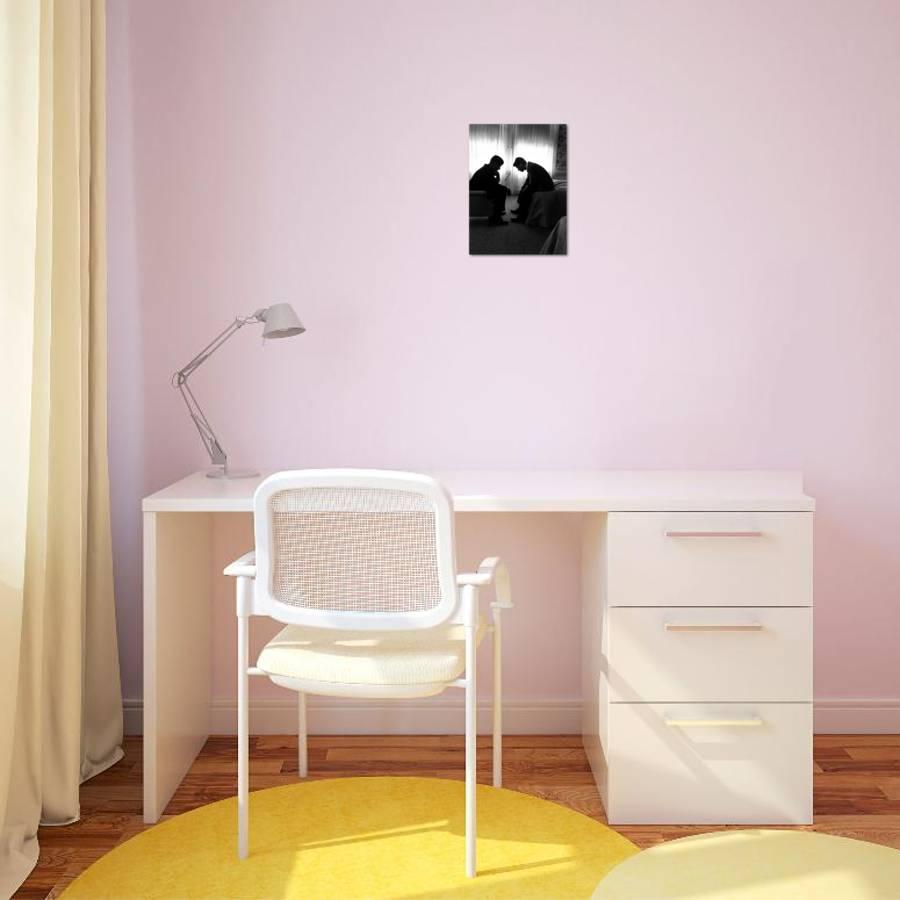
813;699;900;733
124;699;142;735
123;697;581;736
123;697;900;737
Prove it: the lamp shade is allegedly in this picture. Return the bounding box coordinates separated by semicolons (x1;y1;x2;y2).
260;303;305;339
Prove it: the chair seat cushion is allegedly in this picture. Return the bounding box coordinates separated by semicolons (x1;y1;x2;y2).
257;622;486;687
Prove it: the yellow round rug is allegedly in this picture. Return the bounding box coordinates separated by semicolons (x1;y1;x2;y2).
63;776;637;898
592;829;900;900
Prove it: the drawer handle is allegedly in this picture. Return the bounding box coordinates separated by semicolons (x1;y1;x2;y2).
665;716;764;728
665;530;763;538
664;623;764;632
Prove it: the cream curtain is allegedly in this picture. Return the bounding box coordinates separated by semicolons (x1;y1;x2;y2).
0;0;123;894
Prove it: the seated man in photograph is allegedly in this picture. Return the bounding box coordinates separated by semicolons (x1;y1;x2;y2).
469;155;509;225
510;157;554;223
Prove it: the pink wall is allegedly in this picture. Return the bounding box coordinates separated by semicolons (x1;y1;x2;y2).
108;0;900;708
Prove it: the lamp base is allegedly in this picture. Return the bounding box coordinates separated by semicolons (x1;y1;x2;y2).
206;466;260;479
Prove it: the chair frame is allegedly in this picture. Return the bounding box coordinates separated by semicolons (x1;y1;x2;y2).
224;469;512;878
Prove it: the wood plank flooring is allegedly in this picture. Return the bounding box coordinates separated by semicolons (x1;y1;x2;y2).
14;733;900;898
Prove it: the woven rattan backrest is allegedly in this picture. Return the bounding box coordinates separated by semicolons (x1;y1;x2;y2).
253;471;457;630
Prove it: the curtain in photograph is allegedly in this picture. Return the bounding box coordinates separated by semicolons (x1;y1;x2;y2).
0;0;123;894
468;124;559;194
510;123;558;185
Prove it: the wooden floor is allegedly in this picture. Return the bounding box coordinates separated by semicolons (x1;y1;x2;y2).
15;733;900;898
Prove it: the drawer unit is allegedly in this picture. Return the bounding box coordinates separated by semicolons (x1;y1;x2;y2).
607;512;813;607
606;702;813;824
607;607;812;703
583;501;814;826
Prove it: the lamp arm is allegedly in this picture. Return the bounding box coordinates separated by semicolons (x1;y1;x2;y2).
177;378;227;466
171;312;263;469
174;315;258;382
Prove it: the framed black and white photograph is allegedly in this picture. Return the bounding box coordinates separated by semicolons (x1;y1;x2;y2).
468;124;567;255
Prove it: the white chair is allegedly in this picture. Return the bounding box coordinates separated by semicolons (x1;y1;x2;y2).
223;469;512;878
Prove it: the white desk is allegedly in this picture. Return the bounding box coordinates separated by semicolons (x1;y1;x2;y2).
142;470;814;824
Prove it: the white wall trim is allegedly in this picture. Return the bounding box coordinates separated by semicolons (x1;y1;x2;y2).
123;697;581;736
124;698;141;735
813;699;900;734
124;697;900;737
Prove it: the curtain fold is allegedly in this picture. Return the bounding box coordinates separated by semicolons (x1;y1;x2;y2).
0;1;123;894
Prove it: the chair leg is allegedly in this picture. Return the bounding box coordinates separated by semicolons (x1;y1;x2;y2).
465;618;477;878
492;615;502;788
297;691;308;778
237;613;249;859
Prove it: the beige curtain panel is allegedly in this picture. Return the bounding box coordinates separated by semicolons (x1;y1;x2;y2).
0;0;123;894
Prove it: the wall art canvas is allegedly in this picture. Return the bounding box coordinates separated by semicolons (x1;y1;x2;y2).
468;123;567;255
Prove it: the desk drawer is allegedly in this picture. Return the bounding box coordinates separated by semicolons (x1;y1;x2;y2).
607;702;812;824
607;607;811;702
607;512;812;607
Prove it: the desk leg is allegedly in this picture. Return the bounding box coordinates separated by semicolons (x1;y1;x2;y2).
581;513;609;812
143;510;212;823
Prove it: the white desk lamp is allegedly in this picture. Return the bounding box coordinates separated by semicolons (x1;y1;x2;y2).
172;303;305;479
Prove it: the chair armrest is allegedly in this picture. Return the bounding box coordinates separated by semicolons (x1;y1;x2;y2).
457;557;512;609
224;551;257;578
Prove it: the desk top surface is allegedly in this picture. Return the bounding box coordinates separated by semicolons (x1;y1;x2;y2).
143;469;815;513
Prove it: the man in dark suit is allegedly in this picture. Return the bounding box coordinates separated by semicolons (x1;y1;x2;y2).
469;155;509;226
510;157;554;223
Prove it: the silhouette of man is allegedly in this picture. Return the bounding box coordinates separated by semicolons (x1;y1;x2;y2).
511;157;554;223
469;155;509;226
